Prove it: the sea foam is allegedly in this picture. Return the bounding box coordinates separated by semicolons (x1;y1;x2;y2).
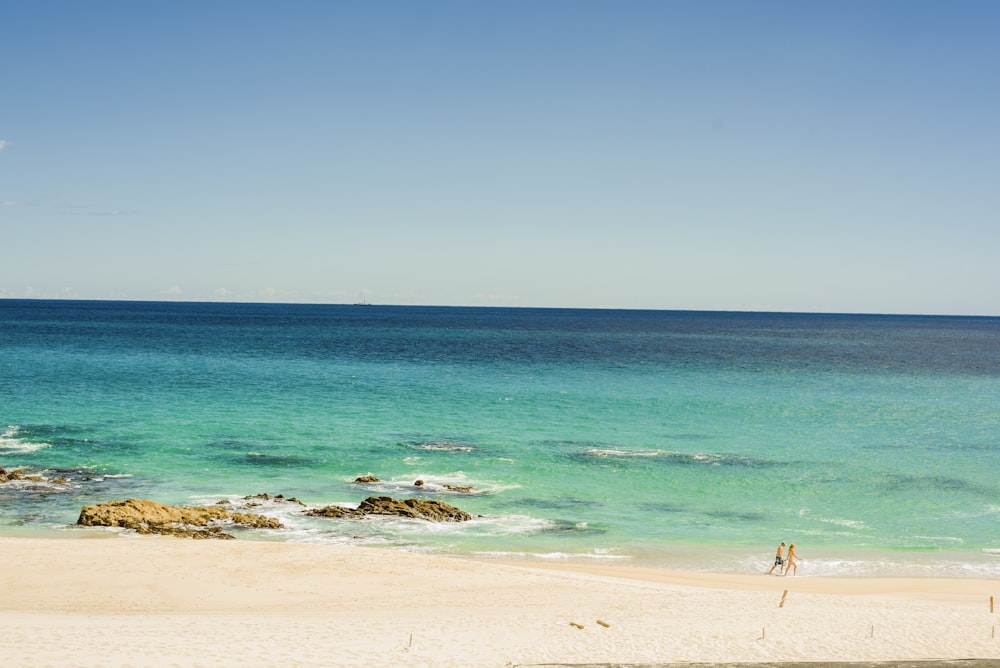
0;425;50;454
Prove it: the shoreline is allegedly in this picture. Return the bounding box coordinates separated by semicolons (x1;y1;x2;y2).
3;536;999;667
5;518;1000;580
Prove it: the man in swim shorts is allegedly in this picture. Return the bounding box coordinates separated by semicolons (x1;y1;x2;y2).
768;542;785;575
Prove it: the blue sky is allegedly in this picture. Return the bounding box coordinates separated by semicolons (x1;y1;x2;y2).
2;1;998;314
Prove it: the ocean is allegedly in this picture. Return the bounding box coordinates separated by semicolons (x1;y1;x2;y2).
2;299;999;577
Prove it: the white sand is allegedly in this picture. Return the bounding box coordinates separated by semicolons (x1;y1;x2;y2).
2;536;999;667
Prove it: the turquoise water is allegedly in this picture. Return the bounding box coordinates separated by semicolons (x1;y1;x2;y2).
2;300;999;576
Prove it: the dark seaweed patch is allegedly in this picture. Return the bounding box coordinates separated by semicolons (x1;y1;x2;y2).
704;509;767;522
499;496;599;511
663;433;715;441
241;452;314;467
569;448;771;469
543;519;609;535
882;473;995;495
640;502;767;523
637;502;686;514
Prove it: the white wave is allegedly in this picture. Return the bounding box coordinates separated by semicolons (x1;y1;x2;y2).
0;467;76;490
350;471;519;496
584;448;748;466
817;517;868;530
784;557;1000;578
0;425;50;454
407;441;476;453
472;550;630;562
910;535;965;545
460;513;553;536
317;511;553;538
585;448;663;458
191;493;551;545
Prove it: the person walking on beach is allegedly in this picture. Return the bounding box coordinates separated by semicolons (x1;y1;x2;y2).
783;543;800;576
768;542;785;575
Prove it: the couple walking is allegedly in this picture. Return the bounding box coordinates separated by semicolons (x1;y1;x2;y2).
767;541;800;576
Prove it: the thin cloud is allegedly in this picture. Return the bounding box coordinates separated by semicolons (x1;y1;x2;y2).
0;140;10;151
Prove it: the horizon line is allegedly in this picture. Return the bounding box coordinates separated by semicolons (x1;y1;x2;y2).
2;296;997;319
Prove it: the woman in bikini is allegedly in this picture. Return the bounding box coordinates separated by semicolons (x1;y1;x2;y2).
783;543;800;576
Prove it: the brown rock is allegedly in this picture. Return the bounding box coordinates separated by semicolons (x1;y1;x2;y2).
242;493;306;506
76;498;283;539
357;496;472;522
305;504;357;519
306;496;472;523
354;475;381;484
0;466;24;483
443;484;475;493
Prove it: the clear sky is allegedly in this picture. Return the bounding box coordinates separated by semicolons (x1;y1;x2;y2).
2;1;998;314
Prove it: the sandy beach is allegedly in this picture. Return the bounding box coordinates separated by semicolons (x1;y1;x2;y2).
2;536;999;667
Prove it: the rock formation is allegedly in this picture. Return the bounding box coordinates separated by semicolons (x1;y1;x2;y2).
239;492;306;506
0;466;43;483
77;498;282;539
306;495;472;522
443;484;475;493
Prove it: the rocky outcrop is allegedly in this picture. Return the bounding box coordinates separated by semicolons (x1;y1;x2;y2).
359;496;472;521
305;504;357;519
306;495;472;522
0;466;43;483
443;484;475;493
77;498;283;539
241;493;306;506
354;475;381;484
0;465;76;485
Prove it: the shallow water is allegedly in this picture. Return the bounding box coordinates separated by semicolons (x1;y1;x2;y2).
2;300;999;576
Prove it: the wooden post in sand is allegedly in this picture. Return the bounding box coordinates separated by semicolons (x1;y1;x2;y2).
779;590;788;608
990;595;994;613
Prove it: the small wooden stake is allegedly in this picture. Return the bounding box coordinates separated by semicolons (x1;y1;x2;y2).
596;620;610;628
991;596;995;613
570;622;584;629
779;590;788;608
